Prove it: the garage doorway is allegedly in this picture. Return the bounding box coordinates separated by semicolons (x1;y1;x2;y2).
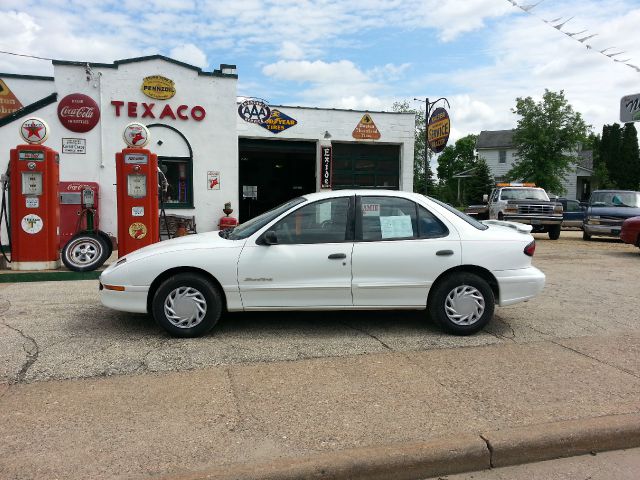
238;139;316;222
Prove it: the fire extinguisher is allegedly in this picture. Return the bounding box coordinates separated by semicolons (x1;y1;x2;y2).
218;201;238;230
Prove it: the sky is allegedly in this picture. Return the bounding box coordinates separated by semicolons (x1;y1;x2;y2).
1;0;640;147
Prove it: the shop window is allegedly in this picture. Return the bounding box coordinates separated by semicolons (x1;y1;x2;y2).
160;157;193;208
332;143;400;190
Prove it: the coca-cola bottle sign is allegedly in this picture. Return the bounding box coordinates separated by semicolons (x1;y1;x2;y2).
57;93;100;133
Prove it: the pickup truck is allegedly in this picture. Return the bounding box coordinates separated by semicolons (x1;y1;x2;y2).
483;184;564;240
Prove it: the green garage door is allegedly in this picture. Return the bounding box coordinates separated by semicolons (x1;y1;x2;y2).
332;143;400;190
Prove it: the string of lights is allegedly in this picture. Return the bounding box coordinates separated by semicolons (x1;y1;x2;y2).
506;0;640;74
0;50;55;62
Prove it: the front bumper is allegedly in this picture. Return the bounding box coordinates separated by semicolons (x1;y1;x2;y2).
494;266;546;307
503;215;563;226
583;224;622;237
99;282;149;313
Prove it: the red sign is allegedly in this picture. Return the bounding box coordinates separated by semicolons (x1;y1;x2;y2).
111;101;206;121
352;113;381;140
57;94;100;133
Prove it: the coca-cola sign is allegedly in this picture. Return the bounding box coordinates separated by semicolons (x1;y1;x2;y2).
57;93;100;133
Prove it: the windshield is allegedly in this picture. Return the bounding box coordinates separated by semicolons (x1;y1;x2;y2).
499;188;549;201
589;191;640;208
225;197;306;240
428;197;489;230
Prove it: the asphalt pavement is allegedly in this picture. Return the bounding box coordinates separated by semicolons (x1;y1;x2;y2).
1;231;639;479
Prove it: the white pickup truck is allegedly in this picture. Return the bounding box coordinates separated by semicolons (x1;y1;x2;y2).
483;183;564;240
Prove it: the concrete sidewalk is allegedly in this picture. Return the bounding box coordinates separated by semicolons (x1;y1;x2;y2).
1;334;640;480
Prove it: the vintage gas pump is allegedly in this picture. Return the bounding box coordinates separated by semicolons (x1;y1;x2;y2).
115;123;159;257
8;118;60;270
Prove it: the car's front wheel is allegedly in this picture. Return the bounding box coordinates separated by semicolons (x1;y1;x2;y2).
548;225;561;240
583;231;591;241
428;272;495;335
152;273;222;337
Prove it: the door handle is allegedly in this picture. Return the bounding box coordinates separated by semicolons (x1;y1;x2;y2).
328;253;347;259
436;250;454;256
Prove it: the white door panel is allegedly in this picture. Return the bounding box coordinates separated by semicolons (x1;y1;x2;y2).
238;243;353;308
352;239;461;307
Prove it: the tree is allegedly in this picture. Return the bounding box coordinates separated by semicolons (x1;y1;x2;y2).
586;132;611;189
435;134;478;204
507;89;589;195
392;101;435;194
620;123;640;190
600;123;622;188
465;158;495;204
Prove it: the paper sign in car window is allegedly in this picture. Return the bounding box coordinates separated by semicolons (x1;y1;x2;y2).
380;215;413;239
317;201;332;223
362;203;380;216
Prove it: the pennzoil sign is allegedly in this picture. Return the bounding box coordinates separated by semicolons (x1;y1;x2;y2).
427;107;450;153
141;76;176;100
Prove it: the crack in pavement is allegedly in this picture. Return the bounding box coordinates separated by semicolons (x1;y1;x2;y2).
225;366;243;433
551;339;640;380
1;318;40;384
337;320;393;351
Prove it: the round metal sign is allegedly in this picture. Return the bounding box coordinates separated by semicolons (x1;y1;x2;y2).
427;107;451;154
20;117;49;144
238;99;271;124
57;93;100;133
21;214;44;234
123;122;150;148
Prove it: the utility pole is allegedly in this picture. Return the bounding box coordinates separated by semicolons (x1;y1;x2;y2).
415;96;451;196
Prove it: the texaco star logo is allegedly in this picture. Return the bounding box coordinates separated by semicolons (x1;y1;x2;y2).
20;118;49;144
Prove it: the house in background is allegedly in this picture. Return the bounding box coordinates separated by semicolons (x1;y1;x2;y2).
475;129;594;201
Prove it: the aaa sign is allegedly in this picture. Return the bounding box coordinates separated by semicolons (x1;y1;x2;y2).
427;107;450;153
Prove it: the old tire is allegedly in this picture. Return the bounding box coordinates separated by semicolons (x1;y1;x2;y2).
548;225;561;240
429;272;495;335
583;231;591;241
61;232;109;272
152;273;222;337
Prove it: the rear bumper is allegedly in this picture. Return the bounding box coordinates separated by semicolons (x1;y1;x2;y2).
494;266;546;307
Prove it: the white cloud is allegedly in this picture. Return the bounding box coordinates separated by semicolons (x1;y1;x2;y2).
278;41;305;60
169;44;208;68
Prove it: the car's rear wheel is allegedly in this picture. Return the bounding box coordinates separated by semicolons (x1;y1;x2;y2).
429;272;495;335
152;273;222;337
548;225;561;240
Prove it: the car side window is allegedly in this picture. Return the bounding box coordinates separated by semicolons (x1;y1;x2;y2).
567;200;580;212
271;197;350;244
359;196;418;241
417;205;449;238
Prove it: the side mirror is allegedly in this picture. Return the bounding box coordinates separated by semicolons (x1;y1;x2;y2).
260;230;278;245
482;194;488;203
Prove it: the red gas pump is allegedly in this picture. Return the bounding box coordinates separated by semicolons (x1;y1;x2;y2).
115;123;159;257
8;118;60;270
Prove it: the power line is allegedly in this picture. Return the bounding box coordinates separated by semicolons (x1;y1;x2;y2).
506;0;640;74
0;50;55;62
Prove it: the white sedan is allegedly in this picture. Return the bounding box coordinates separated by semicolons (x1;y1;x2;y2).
100;190;545;337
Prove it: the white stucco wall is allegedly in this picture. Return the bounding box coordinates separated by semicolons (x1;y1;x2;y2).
477;147;518;179
237;106;415;191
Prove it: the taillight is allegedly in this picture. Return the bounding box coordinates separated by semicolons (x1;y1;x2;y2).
524;240;536;257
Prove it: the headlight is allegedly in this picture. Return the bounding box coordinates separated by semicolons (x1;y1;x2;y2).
554;204;563;214
504;206;518;213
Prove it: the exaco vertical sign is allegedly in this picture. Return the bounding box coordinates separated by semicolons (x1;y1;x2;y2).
427;107;450;153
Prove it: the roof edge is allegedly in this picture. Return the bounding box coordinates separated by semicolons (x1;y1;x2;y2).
0;72;54;81
0;92;58;128
53;55;237;78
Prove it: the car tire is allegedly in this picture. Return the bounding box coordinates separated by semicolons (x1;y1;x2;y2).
583;231;591;241
428;272;495;335
548;225;561;240
61;232;109;272
152;273;222;338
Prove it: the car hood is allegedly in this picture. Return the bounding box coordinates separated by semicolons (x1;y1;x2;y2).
587;206;640;218
119;231;240;263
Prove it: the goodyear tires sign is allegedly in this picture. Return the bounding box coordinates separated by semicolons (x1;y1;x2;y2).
427;107;450;153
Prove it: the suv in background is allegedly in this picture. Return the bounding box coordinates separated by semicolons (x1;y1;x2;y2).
484;183;564;240
583;190;640;240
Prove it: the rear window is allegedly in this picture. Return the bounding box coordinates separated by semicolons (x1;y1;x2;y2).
427;197;488;230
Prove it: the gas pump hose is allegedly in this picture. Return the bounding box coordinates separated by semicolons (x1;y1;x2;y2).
0;168;11;263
